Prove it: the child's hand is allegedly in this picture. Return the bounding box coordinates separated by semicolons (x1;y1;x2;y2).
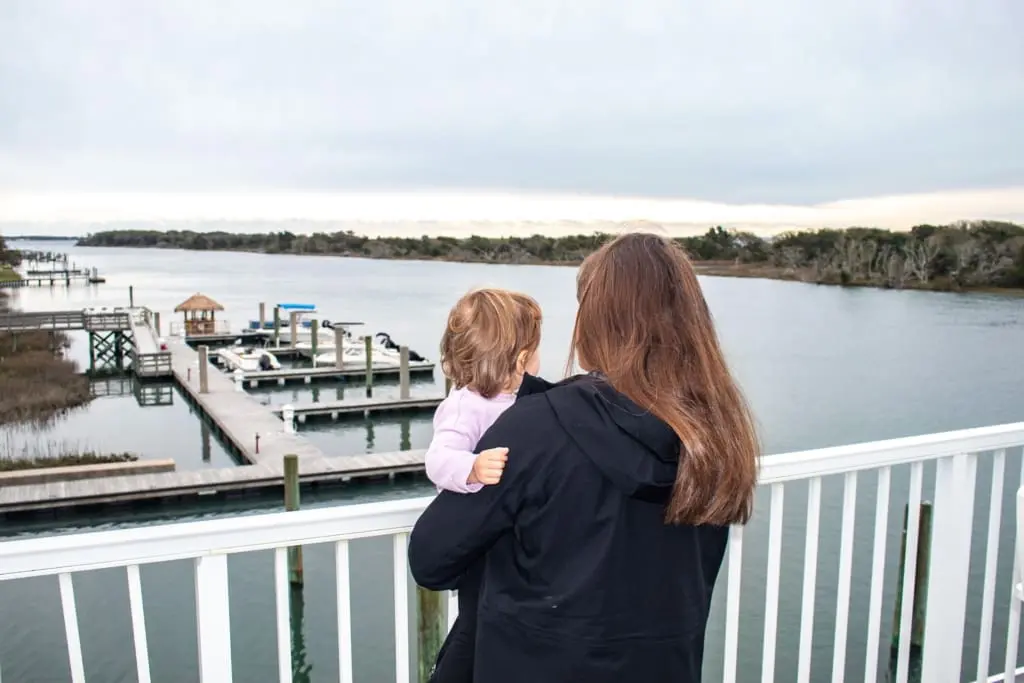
467;447;509;486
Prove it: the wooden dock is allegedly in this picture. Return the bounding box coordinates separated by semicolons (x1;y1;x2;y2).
0;449;429;513
241;361;435;386
169;340;325;465
275;396;444;421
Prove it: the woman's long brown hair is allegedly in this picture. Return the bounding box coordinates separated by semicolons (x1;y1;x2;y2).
570;232;759;526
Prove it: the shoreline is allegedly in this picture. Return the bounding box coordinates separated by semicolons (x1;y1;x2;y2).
73;241;1024;296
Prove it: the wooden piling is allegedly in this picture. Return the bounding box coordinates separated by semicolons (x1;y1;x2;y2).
128;285;135;308
891;502;933;653
153;311;161;337
310;319;319;367
198;345;210;394
290;311;299;349
399;346;411;399
273;306;281;347
334;327;345;369
284;454;304;585
364;335;373;395
259;302;266;330
417;587;447;683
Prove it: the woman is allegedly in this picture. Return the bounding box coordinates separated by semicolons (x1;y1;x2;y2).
409;232;760;683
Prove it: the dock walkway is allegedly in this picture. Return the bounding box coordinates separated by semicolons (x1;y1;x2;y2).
128;309;173;377
169;340;324;465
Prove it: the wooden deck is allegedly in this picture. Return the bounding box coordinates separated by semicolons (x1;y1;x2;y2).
241;361;435;386
0;449;429;513
275;395;444;420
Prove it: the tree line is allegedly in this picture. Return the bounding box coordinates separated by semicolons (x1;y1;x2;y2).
76;220;1024;290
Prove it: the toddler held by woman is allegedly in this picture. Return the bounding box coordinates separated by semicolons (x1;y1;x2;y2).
423;287;543;683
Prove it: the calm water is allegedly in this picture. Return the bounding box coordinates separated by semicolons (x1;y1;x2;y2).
3;240;1024;682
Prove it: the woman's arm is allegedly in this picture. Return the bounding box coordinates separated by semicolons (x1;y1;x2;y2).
409;395;548;590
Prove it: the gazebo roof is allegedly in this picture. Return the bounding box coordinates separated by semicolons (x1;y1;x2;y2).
174;293;225;313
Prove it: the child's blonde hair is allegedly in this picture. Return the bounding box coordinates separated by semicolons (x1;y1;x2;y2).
440;288;542;399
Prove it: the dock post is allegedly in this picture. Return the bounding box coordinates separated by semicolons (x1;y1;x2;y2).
364;336;374;396
198;346;210;393
310;319;319;367
282;405;296;434
890;502;933;660
259;302;266;330
334;327;345;369
290;311;299;349
233;368;245;392
153;311;161;337
283;454;304;586
273;306;281;347
417;586;447;683
129;285;134;308
399;346;410;399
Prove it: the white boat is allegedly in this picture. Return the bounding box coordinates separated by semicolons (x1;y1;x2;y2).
215;346;282;372
313;343;403;367
309;331;428;367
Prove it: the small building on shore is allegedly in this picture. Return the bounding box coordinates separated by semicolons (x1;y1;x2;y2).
174;293;224;336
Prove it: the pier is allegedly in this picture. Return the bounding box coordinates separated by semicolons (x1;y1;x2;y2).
0;268;105;288
0;308;172;377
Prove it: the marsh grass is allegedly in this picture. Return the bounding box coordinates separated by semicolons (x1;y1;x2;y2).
0;433;138;471
0;292;92;425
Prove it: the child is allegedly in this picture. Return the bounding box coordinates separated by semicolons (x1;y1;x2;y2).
423;287;542;683
425;287;542;494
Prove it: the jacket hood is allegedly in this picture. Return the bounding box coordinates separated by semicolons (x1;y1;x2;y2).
519;373;680;503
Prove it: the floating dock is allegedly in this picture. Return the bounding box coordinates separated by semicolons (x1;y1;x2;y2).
275;396;444;421
239;362;435;387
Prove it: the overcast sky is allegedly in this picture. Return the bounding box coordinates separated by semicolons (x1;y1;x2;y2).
1;0;1023;225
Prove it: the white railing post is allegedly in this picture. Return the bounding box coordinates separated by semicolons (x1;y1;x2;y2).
194;554;233;682
233;368;244;392
921;452;978;681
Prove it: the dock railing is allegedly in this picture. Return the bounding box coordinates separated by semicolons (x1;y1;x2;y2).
2;423;1024;682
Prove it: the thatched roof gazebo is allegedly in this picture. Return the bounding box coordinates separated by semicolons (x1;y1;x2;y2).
174;293;224;336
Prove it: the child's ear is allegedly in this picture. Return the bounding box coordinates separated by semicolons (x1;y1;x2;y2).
515;350;528;374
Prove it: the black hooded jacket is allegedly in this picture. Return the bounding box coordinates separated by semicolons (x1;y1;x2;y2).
408;374;729;683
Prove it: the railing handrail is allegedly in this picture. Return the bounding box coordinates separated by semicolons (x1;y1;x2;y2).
0;496;435;581
3;420;1024;581
760;420;1024;484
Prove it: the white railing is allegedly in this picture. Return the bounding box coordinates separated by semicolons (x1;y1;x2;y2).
2;423;1024;682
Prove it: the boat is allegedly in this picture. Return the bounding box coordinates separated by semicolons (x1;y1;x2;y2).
215;345;282;372
311;331;427;367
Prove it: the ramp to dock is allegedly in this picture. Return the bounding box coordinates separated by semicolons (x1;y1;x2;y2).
127;310;172;377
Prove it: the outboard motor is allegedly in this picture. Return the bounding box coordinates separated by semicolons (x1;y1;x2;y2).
375;332;426;362
258;354;273;371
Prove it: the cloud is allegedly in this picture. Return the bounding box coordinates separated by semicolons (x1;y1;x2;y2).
1;0;1022;205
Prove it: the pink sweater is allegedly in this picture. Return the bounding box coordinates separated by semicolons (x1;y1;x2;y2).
425;387;516;493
